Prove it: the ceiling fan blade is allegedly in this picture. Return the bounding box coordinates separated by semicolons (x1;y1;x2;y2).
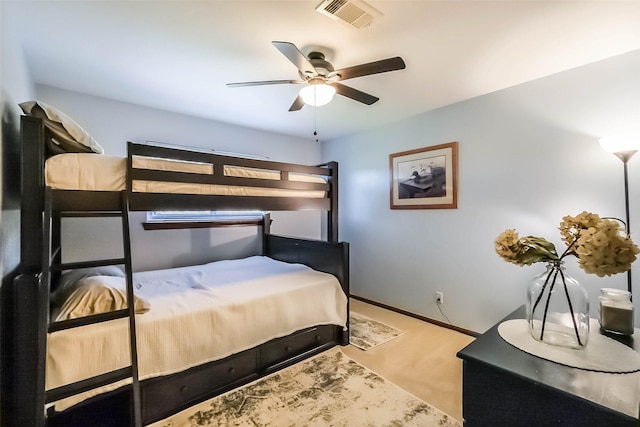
272;41;318;77
333;57;406;81
227;79;305;87
288;96;305;112
331;82;379;105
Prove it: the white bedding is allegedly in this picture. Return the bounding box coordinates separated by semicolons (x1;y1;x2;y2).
44;153;326;198
47;256;348;410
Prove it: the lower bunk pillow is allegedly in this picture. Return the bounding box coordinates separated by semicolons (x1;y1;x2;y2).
51;266;150;321
46;256;348;411
55;275;151;321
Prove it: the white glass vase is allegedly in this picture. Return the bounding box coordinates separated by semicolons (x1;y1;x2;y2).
527;262;590;349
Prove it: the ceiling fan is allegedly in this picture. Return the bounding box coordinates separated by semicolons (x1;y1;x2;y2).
227;41;406;111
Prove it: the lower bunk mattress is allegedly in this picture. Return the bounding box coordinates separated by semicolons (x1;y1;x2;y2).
47;256;348;411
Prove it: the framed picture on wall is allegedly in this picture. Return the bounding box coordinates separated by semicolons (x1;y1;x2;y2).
389;141;458;209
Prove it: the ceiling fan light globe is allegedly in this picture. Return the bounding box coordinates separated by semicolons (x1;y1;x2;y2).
299;84;336;106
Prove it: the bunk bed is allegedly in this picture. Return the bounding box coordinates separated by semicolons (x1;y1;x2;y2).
14;111;349;427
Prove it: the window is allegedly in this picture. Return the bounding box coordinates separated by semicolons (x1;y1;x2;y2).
144;210;265;230
146;210;262;222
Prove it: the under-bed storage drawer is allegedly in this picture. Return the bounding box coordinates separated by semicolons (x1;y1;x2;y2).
142;347;259;423
261;325;336;368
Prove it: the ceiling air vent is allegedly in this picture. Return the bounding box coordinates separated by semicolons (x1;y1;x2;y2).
315;0;383;29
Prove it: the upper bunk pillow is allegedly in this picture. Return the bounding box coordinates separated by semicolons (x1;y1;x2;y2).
19;101;104;154
54;275;150;321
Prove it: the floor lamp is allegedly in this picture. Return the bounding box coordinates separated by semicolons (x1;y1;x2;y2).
599;134;640;296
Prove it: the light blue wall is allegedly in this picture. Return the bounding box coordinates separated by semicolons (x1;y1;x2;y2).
1;0;35;280
322;50;640;334
1;3;36;422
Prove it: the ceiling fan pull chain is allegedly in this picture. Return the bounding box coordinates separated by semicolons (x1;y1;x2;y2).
314;106;319;142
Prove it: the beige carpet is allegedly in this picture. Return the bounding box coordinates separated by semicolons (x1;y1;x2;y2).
150;347;461;427
343;298;474;422
349;312;405;350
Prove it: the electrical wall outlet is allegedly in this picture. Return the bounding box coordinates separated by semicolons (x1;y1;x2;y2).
436;291;444;305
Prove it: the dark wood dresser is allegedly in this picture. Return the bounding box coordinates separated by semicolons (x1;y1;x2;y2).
457;306;640;426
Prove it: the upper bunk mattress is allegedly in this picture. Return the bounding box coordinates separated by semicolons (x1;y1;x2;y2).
44;153;326;197
47;256;348;410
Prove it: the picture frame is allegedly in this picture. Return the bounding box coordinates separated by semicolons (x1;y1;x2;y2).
389;142;458;209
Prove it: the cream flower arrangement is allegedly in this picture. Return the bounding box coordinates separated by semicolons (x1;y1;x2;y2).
496;211;639;348
495;211;639;276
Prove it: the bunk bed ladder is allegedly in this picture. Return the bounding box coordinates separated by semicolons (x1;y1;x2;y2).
43;188;143;427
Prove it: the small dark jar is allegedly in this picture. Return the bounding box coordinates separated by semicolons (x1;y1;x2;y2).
599;288;634;336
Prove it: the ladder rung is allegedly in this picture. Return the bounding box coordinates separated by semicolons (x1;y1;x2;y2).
49;309;130;333
50;258;126;272
45;366;133;404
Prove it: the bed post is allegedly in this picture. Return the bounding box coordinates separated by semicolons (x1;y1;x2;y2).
326;161;338;243
13;274;47;426
13;116;48;426
20;116;45;272
261;212;271;253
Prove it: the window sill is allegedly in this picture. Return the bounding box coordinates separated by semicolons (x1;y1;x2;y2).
143;218;264;230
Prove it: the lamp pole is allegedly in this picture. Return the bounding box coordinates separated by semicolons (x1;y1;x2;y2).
600;135;639;298
614;150;636;296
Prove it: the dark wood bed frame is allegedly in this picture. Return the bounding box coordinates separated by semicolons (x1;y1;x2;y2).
13;115;349;426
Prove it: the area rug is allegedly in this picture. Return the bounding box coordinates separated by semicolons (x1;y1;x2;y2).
349;312;405;350
149;348;460;427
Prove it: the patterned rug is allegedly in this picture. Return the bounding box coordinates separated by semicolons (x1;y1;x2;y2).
349;312;405;350
150;348;461;427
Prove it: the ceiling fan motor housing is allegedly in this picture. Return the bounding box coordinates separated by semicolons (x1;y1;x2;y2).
300;52;335;80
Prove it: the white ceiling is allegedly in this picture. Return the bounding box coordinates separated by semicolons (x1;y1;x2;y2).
6;0;640;142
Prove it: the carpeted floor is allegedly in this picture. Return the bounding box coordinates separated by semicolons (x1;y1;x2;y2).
150;347;461;427
343;299;474;421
